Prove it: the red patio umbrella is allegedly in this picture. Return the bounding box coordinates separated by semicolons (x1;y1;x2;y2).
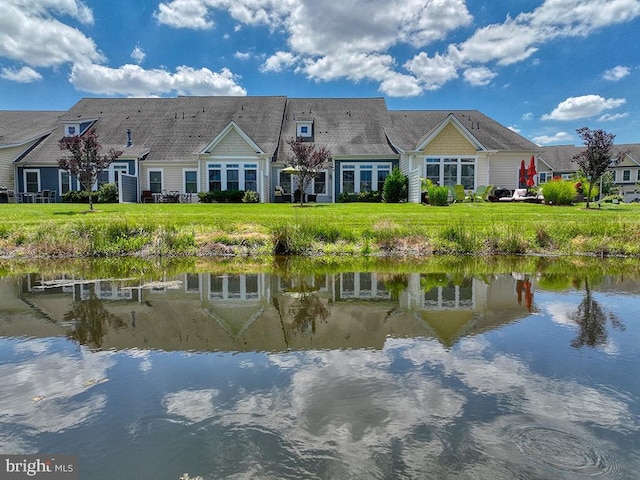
526;155;537;188
519;160;527;187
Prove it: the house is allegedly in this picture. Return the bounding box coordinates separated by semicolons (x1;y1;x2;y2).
0;110;63;196
11;96;542;203
539;144;640;202
386;110;540;202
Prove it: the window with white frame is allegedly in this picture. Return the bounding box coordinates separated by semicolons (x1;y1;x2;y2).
425;157;475;188
538;172;548;183
296;121;313;139
24;170;40;193
279;169;328;195
207;163;258;192
149;170;163;193
98;163;128;188
184;170;198;193
622;170;631;182
59;171;73;194
341;163;391;194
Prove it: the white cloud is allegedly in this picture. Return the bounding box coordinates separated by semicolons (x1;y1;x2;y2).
508;125;522;134
131;46;146;64
532;131;574;145
522;112;534;121
463;66;497;86
261;51;297;72
603;65;631;81
599;112;629;121
0;66;42;83
234;51;252;61
302;52;395;83
154;0;215;29
404;52;459;91
379;73;423;97
70;63;247;96
541;95;627;121
0;0;103;68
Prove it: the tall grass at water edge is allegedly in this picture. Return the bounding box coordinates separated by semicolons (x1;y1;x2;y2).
0;202;639;257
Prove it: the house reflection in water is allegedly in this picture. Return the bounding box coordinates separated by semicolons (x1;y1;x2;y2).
6;271;537;352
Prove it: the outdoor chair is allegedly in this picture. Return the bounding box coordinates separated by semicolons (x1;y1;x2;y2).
7;190;16;203
48;190;56;203
141;190;154;203
450;184;466;203
473;185;493;202
35;190;50;203
274;186;291;203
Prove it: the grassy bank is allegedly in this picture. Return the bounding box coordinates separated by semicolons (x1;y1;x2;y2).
1;201;640;258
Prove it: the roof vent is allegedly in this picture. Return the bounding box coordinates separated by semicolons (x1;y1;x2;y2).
126;129;132;147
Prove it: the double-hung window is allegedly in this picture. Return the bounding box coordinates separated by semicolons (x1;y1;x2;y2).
184;170;198;193
149;170;163;193
341;163;392;194
207;163;258;192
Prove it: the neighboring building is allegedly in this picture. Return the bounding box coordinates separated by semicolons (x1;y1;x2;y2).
10;96;544;203
0;111;63;193
539;144;640;202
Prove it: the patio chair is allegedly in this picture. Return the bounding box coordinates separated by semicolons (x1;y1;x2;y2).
7;190;16;203
473;185;493;202
141;190;154;203
35;190;50;203
48;190;57;203
450;184;465;203
274;186;291;203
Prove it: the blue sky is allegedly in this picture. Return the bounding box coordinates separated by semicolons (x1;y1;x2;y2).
1;0;638;145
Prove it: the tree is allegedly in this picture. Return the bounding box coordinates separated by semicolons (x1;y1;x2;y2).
59;129;122;211
572;127;626;209
286;139;331;206
382;167;408;203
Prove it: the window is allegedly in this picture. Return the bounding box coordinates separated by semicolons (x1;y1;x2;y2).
208;167;222;191
538;172;548;183
245;168;257;192
342;170;355;193
424;157;477;188
341;163;392;194
300;126;308;134
149;170;163;193
623;170;631;182
296;121;313;139
67;126;76;136
60;171;72;194
227;168;239;190
24;170;40;193
184;170;198;193
314;172;326;194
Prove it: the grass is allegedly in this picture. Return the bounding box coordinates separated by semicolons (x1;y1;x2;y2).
1;201;639;258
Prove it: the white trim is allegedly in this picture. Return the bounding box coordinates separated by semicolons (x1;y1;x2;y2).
206;162;259;191
23;169;40;193
423;155;477;189
147;168;164;192
340;162;392;194
183;168;199;193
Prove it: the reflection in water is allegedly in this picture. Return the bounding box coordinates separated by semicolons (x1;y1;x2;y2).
569;280;624;349
0;264;639;479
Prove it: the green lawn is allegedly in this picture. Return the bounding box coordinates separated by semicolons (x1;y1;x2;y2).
1;201;639;257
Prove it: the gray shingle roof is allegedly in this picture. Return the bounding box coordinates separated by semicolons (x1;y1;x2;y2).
387;110;539;152
276;97;397;161
0;111;64;146
539;144;640;171
22;96;287;164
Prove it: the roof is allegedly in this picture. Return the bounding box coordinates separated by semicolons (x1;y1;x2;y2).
275;97;397;161
539;143;640;171
21;96;287;164
0;111;64;147
387;110;539;152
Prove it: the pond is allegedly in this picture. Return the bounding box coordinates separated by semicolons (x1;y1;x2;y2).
0;258;639;479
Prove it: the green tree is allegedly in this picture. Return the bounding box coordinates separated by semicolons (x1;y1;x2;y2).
59;129;122;211
286;139;331;206
572;127;626;209
382;167;408;203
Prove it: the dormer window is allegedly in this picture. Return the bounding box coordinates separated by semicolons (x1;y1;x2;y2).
67;126;76;136
296;120;313;141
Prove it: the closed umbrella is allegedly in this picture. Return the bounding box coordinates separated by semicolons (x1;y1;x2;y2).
519;160;526;188
526;155;537;188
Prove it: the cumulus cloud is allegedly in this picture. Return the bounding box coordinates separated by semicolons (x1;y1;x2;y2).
154;0;216;29
261;51;297;72
599;112;629;121
603;65;631;81
70;63;247;96
463;66;497;86
0;0;103;68
0;66;42;83
541;95;626;121
131;46;146;64
532;131;575;145
404;52;459;91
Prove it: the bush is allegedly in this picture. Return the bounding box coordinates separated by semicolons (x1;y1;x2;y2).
197;190;245;203
338;191;382;203
242;190;260;203
541;179;576;205
98;183;118;203
382;167;408;203
427;186;450;206
62;189;99;204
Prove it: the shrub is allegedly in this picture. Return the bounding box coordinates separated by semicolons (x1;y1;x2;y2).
98;183;118;203
382;167;408;203
242;190;260;203
62;190;99;204
427;186;450;206
337;191;382;203
541;179;576;205
197;190;245;203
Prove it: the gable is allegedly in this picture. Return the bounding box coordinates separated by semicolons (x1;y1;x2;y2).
422;123;478;155
203;121;263;156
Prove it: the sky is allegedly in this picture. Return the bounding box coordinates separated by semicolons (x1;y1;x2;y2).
1;0;639;146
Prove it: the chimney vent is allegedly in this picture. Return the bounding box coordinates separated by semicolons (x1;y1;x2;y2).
126;129;132;147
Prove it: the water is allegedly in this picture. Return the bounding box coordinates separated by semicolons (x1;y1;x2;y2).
1;261;639;479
